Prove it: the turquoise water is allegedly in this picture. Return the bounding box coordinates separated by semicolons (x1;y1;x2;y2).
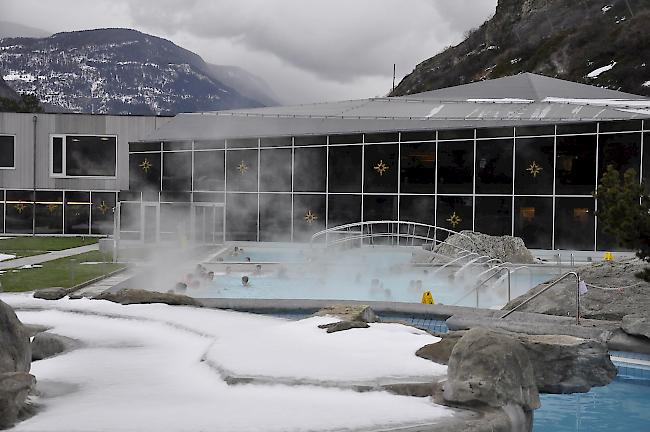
195;246;555;306
535;370;650;431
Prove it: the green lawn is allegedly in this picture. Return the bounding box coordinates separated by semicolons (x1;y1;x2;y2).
0;236;99;260
0;250;125;293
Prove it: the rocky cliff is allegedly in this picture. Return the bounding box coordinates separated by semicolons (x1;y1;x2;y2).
392;0;650;98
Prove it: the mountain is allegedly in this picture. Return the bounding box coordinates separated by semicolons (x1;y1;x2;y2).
0;28;270;115
0;75;19;100
391;0;650;98
208;64;279;106
0;21;51;38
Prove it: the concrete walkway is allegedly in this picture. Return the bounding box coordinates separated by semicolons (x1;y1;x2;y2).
72;268;135;297
0;244;99;270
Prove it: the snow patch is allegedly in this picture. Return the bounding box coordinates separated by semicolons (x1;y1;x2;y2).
0;253;15;262
426;104;445;117
643;81;650;88
467;98;534;104
0;295;453;432
602;5;612;13
587;62;616;78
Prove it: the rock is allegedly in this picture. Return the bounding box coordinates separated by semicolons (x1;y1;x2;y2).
314;305;378;323
0;300;34;430
0;300;30;374
503;258;650;321
33;287;69;300
318;321;369;333
443;328;540;410
423;329;616;394
22;324;49;338
621;314;650;339
428;231;534;264
0;372;35;429
416;331;465;365
31;333;78;361
94;289;200;306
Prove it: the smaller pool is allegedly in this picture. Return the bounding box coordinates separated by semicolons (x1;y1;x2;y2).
534;362;650;431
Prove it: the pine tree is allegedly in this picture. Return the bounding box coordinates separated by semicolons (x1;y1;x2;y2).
595;165;650;280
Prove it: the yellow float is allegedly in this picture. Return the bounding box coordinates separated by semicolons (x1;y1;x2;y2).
421;291;435;305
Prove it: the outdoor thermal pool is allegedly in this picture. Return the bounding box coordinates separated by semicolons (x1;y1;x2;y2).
177;245;559;308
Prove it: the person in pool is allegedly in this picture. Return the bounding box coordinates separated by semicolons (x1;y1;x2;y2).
241;276;250;287
254;264;262;275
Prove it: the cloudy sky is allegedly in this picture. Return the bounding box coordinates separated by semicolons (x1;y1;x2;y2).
4;0;498;104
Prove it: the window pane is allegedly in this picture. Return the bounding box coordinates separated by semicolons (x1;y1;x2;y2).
0;136;14;168
598;133;641;182
226;194;257;241
329;134;362;145
193;151;224;191
35;191;63;234
6;190;33;234
227;138;258;149
260;194;291;242
129;153;161;191
437;140;473;194
514;197;552;249
294;135;327;146
555;198;594;250
556;135;597;195
515;125;555;137
260;148;292;192
260;136;291;147
438;129;473;140
162;152;192;191
437;196;473;232
399;195;435;225
53;137;63;174
130;142;161;152
477;127;513;139
363;195;397;221
66;136;116;176
329;146;361;193
194;140;225;150
557;122;596;135
475;196;512;236
91;192;116;234
119;202;141;240
365;132;398;143
364;144;398;193
328;195;361;227
65;191;90;235
294;147;326;192
226;149;258;192
163;141;192;151
401;130;435;142
599;120;642;133
476;139;513;194
160;203;190;241
400;142;436;194
514;137;554;195
293;195;325;242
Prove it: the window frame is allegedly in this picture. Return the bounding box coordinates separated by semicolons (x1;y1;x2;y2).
0;134;16;170
50;133;118;178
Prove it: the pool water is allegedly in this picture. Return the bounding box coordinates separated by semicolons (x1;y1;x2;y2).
535;374;650;431
194;246;556;307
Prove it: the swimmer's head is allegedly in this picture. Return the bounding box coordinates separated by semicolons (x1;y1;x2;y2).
241;276;249;286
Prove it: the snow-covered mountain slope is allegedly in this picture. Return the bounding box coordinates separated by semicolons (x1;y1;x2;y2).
0;28;272;114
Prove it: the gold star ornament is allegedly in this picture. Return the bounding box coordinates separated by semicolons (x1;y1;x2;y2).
447;212;462;228
526;161;543;178
304;210;318;224
373;160;390;176
46;204;59;214
14;202;27;214
237;161;249;175
97;200;110;215
139;158;152;173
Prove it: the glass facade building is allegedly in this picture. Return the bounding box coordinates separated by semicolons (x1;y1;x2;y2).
126;119;649;250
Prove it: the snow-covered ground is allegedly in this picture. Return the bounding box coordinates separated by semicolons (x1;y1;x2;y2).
2;294;452;432
587;62;616;78
0;253;16;262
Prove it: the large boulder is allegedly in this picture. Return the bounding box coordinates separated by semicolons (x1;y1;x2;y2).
421;330;616;394
0;300;34;429
94;289;200;306
31;332;79;361
621;314;650;339
504;258;650;321
443;328;540;411
429;231;534;264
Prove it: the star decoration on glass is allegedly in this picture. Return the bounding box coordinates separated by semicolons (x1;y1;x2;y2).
447;212;462;228
14;202;27;214
139;158;152;173
237;161;249;175
373;160;390;176
97;200;110;215
46;204;59;214
304;210;318;224
526;161;543;178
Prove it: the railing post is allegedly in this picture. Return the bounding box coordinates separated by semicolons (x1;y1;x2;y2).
507;268;511;303
576;274;581;325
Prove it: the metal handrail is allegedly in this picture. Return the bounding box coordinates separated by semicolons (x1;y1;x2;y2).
453;266;511;307
500;271;580;324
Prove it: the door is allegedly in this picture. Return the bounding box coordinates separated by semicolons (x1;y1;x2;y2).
192;203;224;244
141;202;160;243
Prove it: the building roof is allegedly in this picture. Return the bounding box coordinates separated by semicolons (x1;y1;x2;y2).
141;73;650;142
